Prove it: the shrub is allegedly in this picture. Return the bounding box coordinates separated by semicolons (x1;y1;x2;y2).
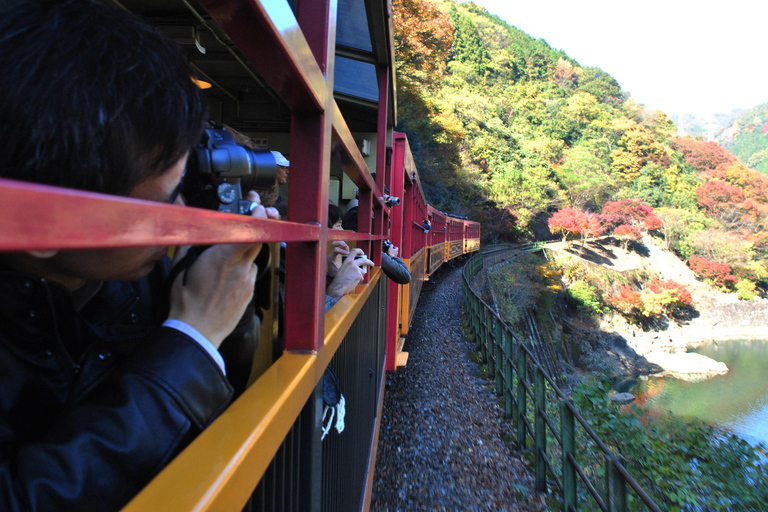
610;285;643;316
735;279;757;300
566;280;603;315
611;280;693;320
647;279;693;315
688;256;738;289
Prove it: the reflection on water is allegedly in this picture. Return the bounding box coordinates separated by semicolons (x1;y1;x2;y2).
633;340;768;447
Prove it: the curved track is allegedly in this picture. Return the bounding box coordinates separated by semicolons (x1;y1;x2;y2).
371;263;546;511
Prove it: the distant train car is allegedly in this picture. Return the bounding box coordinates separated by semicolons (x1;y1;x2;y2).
427;206;448;276
0;1;479;510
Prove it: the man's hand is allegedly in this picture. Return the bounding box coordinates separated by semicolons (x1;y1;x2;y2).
386;244;399;258
167;192;273;348
326;248;374;300
327;241;350;277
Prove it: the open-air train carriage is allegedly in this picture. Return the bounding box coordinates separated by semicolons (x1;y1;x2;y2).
0;0;480;510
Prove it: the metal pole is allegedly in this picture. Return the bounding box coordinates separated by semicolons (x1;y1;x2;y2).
562;403;576;511
534;365;547;493
494;319;503;394
607;456;627;512
517;348;527;449
505;327;513;418
481;308;489;364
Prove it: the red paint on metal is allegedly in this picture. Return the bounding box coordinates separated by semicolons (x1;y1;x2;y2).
282;0;335;353
0;178;319;251
200;0;325;114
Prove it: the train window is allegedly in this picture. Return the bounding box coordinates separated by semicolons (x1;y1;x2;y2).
334;57;379;102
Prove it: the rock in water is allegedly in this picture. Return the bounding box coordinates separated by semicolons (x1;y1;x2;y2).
610;392;636;404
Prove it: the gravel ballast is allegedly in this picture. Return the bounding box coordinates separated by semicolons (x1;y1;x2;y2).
371;263;547;511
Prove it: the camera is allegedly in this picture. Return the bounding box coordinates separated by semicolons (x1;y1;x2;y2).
342;253;368;274
385;195;400;208
383;239;392;252
183;122;278;214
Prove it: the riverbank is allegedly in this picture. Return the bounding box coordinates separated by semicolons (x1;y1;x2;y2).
550;236;768;382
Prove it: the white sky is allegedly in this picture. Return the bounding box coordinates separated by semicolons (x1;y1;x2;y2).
467;0;767;117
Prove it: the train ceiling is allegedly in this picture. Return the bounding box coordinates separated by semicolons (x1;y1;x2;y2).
106;0;395;133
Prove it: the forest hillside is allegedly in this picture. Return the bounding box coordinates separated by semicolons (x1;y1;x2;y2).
716;103;768;175
393;0;768;297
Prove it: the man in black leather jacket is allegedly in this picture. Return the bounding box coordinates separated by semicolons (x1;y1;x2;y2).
0;2;273;510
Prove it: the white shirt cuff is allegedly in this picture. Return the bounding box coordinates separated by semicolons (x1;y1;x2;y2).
162;319;226;375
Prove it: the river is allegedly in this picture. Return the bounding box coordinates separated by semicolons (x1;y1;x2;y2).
632;339;768;448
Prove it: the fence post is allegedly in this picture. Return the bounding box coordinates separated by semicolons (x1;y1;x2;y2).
494;318;503;395
561;402;576;511
472;298;480;350
474;299;481;352
481;308;489;363
517;347;527;449
488;316;496;379
504;327;513;418
534;365;547;493
607;456;627;512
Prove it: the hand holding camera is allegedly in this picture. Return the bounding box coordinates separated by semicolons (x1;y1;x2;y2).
327;248;374;300
167;191;272;347
328;241;350;277
383;239;399;258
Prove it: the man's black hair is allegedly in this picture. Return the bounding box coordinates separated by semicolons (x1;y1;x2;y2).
0;0;208;195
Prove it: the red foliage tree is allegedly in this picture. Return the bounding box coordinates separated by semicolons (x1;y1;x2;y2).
601;199;660;234
688;256;738;288
582;212;604;243
548;207;586;244
612;223;641;250
671;138;736;174
696;180;746;226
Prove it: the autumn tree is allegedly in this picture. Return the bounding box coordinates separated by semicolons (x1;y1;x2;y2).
581;211;604;246
554;57;579;86
696;180;745;227
612;224;641;250
610;122;669;182
688;256;738;289
393;0;453;91
601;199;661;232
548;207;585;245
671;138;736;174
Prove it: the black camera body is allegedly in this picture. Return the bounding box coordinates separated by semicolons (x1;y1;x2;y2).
385;196;400;208
383;239;392;252
183;123;278;214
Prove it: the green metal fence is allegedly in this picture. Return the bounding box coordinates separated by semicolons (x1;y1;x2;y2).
462;249;661;512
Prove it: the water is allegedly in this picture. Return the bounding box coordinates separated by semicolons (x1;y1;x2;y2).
632;339;768;447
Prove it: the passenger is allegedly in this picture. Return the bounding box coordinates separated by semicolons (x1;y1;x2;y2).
0;2;275;510
328;203;344;230
382;241;412;285
226;127;285;212
324;203;373;309
333;201;411;285
271;151;289;217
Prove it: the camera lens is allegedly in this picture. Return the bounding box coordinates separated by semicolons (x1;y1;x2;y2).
191;127;278;189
